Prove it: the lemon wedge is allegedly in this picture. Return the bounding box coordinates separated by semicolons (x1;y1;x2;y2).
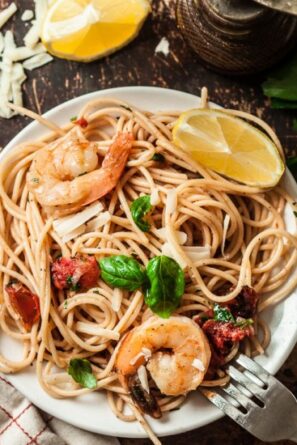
172;109;285;187
41;0;151;62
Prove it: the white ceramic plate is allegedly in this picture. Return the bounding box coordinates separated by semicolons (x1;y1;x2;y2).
1;87;297;438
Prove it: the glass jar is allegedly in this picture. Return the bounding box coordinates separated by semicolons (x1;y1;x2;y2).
176;0;297;75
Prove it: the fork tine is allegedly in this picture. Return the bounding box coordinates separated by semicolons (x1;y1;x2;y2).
222;383;258;410
227;365;266;400
235;354;270;383
200;388;244;423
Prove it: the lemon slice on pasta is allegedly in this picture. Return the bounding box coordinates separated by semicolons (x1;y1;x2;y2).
41;0;151;62
172;109;285;187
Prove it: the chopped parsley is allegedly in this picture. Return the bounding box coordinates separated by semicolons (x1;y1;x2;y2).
70;115;77;122
31;177;39;184
213;304;235;323
66;275;80;291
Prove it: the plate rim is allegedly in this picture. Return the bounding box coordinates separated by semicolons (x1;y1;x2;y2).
2;85;297;438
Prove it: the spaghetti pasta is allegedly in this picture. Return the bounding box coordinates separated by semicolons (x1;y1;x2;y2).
0;93;297;443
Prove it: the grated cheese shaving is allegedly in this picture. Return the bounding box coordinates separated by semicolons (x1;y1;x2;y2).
221;214;231;256
10;43;46;62
166;189;177;215
23;52;53;70
137;365;150;394
86;211;111;232
192;358;205;372
156;228;187;245
53;202;104;238
0;31;15;118
11;63;26;107
155;37;170;56
162;243;210;266
0;3;53;119
21;10;34;22
61;224;86;243
0;3;17;30
24;0;48;49
150;188;160;206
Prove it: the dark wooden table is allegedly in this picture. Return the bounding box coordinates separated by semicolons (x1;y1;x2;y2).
1;0;297;444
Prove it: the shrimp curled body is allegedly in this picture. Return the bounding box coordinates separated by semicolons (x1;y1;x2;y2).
116;316;211;398
27;130;133;216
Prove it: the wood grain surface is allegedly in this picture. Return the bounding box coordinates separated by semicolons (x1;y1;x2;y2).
1;1;296;444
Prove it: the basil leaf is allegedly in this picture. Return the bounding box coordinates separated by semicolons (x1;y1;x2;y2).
262;54;297;102
144;255;185;318
130;195;152;232
99;255;146;291
68;358;96;389
213;304;235;323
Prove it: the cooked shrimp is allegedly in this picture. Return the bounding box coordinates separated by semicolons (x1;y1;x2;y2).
27;130;133;216
115;316;211;416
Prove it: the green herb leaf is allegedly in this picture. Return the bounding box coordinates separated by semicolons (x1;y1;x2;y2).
213;304;235;323
130;195;152;232
66;275;80;291
144;255;185;318
67;358;97;389
294;211;297;217
262;54;297;102
293;119;297;131
152;153;165;162
234;318;254;328
99;255;146;291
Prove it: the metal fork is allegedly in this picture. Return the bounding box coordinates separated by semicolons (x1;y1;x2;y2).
200;354;297;443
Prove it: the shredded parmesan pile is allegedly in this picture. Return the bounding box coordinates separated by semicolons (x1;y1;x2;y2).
0;1;53;119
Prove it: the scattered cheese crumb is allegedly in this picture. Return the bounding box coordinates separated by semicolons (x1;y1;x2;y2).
10;43;46;62
150;188;160;206
156;228;187;245
0;3;17;30
24;0;48;49
23;53;53;71
21;10;34;22
155;37;170;56
166;189;177;215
